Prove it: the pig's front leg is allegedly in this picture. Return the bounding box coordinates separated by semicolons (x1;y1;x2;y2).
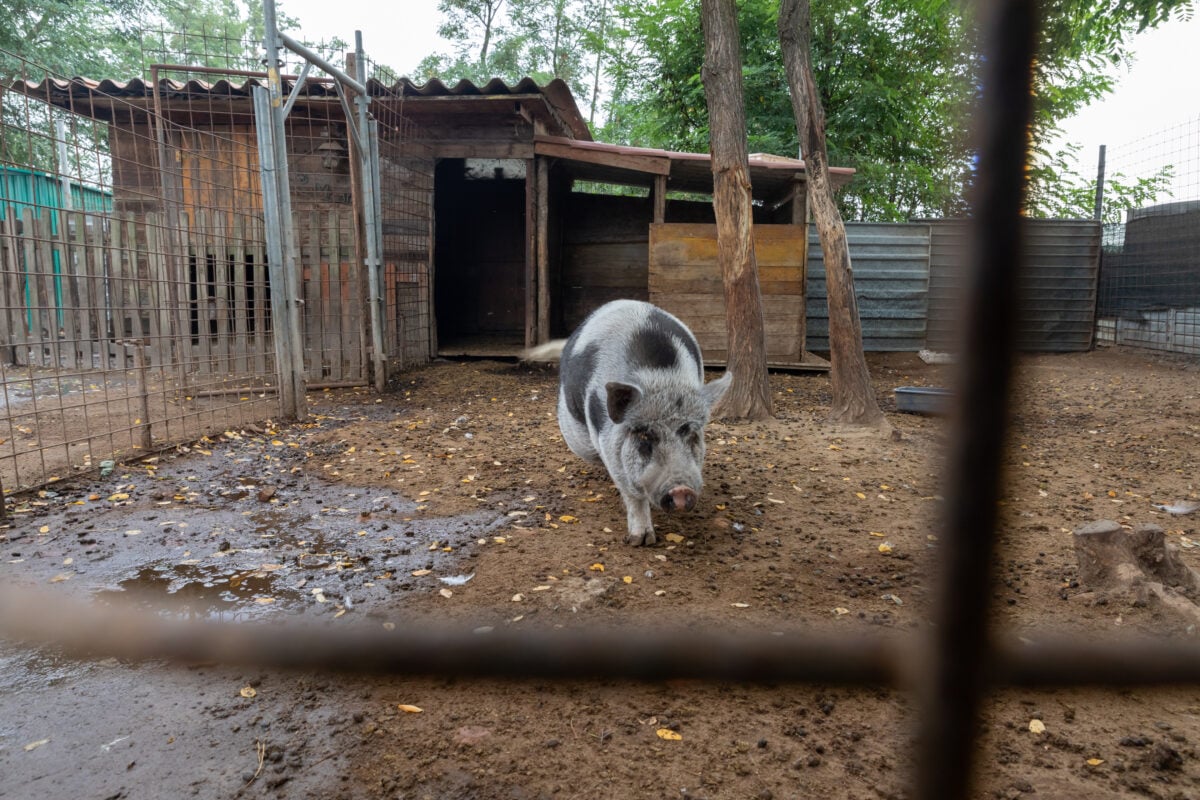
622;492;656;546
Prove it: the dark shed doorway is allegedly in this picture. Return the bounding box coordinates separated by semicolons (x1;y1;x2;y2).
434;158;527;355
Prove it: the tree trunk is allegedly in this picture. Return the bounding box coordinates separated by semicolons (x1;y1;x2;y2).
700;0;773;421
778;0;886;428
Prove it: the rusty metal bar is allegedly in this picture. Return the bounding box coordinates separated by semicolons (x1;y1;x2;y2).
913;0;1038;798
5;586;1200;689
0;586;902;684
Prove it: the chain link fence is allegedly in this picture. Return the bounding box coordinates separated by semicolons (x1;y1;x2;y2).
1096;116;1200;355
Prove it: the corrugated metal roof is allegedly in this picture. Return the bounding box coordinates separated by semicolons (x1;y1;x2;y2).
10;74;592;140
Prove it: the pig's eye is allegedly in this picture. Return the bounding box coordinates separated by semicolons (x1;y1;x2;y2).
633;428;658;458
678;424;700;448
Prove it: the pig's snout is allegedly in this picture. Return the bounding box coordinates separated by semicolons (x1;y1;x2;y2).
662;486;697;512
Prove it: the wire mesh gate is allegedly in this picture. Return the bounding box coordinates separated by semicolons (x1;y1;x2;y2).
0;22;434;494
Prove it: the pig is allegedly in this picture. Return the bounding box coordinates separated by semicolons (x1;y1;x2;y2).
538;300;731;546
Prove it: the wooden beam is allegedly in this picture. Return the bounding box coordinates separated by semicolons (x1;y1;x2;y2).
534;140;671;176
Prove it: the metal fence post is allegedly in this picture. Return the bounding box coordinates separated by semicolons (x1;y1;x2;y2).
354;32;387;391
252;85;299;419
1093;144;1107;221
261;0;307;419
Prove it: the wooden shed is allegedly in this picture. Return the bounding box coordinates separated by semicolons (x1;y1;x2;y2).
16;73;852;378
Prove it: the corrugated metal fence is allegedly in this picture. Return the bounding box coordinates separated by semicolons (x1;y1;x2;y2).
806;219;1101;354
806;222;930;351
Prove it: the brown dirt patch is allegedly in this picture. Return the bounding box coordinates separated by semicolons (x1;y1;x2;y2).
5;346;1200;799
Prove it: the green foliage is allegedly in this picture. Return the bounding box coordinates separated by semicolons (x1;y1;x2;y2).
414;0;613;106
1026;142;1175;222
603;0;976;220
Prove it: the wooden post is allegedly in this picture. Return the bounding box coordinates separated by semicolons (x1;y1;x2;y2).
524;157;537;348
131;340;153;451
791;179;808;356
653;175;667;224
536;157;551;343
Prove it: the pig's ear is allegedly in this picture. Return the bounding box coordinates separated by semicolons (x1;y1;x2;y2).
701;372;732;411
605;381;642;423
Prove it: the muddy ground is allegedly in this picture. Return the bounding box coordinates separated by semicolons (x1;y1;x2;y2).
3;346;1200;800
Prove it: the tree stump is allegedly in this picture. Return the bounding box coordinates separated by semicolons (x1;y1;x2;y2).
1073;520;1200;625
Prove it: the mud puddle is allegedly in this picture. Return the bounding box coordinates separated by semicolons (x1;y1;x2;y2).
0;405;522;799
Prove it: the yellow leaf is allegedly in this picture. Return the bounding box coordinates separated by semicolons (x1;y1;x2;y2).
398;704;423;713
589;563;605;572
1029;719;1046;734
23;739;50;751
108;492;130;501
869;531;886;537
878;543;893;554
833;607;850;616
715;503;727;510
1086;758;1104;766
38;525;49;534
855;492;867;500
664;533;685;544
828;444;842;451
559;515;579;523
240;686;257;698
411;569;432;576
656;728;682;741
623;576;633;584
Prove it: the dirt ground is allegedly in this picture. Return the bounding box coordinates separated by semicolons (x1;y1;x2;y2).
3;345;1200;800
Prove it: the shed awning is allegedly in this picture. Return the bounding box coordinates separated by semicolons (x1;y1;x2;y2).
533;134;855;205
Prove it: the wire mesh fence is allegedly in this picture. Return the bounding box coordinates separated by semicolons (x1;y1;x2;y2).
1096;115;1200;356
0;28;434;495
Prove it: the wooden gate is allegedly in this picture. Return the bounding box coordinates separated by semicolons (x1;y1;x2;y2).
647;223;812;367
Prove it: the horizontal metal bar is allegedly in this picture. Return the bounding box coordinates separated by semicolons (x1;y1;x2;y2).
278;32;367;96
0;586;900;684
4;587;1200;688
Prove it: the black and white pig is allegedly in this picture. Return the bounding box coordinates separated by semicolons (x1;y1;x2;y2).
536;300;731;546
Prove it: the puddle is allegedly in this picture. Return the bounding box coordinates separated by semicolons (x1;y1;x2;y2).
94;562;303;622
0;643;115;697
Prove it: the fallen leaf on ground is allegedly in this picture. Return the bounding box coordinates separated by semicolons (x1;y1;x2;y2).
438;588;453;599
397;704;423;713
240;686;257;698
664;533;684;544
1029;719;1046;734
656;729;682;741
23;739;50;751
1086;758;1104;766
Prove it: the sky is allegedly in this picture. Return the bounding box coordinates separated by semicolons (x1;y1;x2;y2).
276;0;1200;195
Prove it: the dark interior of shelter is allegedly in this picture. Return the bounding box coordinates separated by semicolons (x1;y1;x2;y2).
433;158;527;356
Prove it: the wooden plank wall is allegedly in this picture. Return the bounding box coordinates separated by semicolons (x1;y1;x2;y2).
648;223;807;365
559;193;653;333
